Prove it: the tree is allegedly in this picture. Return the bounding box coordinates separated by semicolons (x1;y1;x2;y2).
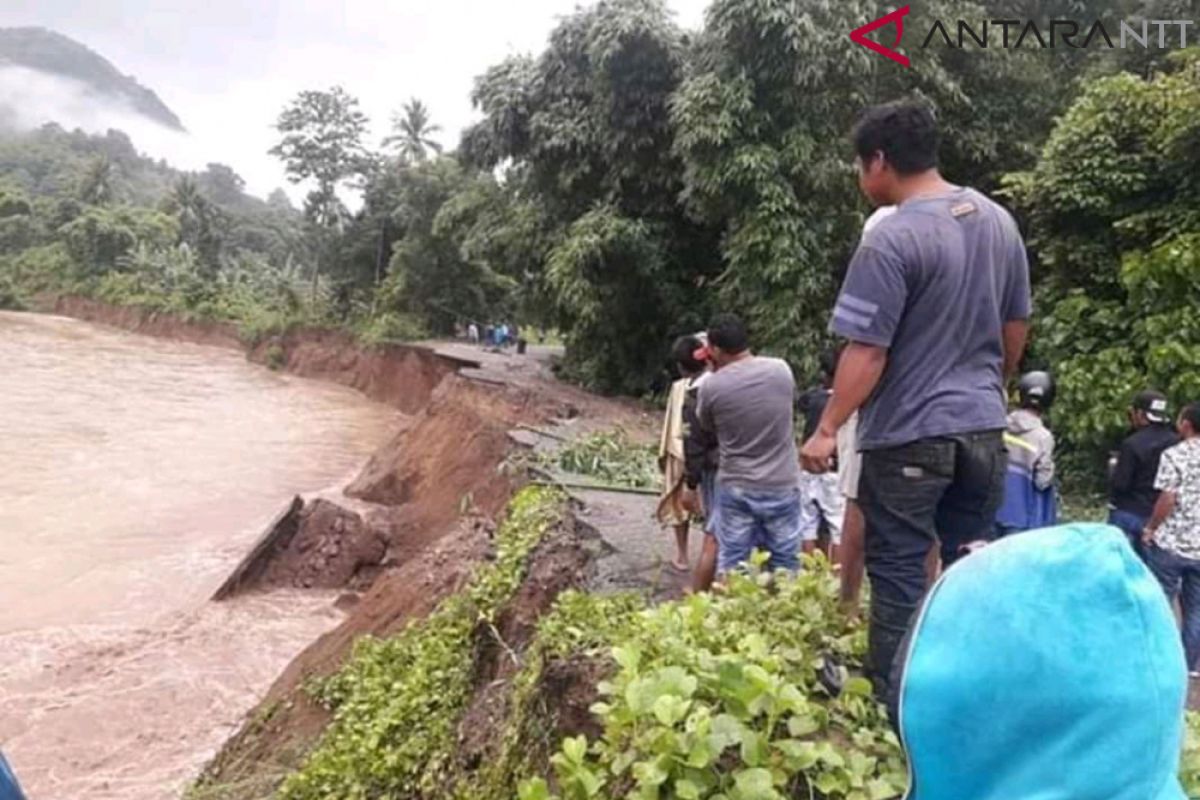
163;177;224;274
383;98;443;163
269;86;370;298
197;163;247;208
377;158;516;334
1007;52;1200;486
78;156;116;205
267;189;295;212
59;205;177;275
461;0;722;392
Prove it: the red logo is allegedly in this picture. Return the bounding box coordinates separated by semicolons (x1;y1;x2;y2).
850;5;911;67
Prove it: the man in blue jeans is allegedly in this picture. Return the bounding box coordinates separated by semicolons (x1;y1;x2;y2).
1110;389;1180;557
1143;401;1200;676
800;101;1031;697
695;314;803;573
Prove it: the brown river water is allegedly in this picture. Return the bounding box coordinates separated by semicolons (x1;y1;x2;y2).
0;311;401;799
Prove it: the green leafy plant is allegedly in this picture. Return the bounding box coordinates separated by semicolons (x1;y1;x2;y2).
537;430;659;490
276;486;564;800
520;555;906;800
264;344;286;371
1183;712;1200;798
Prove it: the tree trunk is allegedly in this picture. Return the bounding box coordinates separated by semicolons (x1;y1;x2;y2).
311;251;320;305
372;219;388;314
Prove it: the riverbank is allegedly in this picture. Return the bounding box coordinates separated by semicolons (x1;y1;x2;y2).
23;298;663;799
26;299;1200;800
0;310;402;799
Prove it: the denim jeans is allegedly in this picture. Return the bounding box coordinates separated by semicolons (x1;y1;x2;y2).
715;484;803;573
858;430;1006;696
1108;509;1148;560
1145;544;1200;671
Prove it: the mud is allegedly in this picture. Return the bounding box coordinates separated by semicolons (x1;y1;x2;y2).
215;498;390;597
50;295;243;349
191;515;498;798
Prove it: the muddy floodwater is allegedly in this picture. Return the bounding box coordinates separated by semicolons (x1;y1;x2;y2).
0;311;400;799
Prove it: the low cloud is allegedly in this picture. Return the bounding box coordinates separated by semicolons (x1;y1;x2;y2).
0;64;224;180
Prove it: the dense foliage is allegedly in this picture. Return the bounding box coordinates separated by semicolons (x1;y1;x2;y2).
276;486;565;800
1007;52;1200;486
3;0;1197;478
519;557;904;800
0;121;323;336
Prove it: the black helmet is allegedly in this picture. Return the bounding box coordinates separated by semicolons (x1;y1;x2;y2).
1018;371;1055;411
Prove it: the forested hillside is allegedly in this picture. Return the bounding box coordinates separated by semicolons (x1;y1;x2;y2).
1;0;1198;489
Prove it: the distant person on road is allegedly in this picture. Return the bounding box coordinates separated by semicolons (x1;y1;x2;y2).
800;100;1032;697
656;334;706;571
1143;401;1200;674
995;370;1058;536
797;349;845;560
698;314;803;574
1111;390;1180;558
467;322;480;344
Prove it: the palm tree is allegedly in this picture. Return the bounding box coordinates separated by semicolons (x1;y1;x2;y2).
382;98;443;163
78;156;116;205
167;178;205;230
165;178;223;273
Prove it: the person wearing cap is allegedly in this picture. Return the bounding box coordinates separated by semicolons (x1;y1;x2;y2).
892;523;1188;800
1143;402;1200;674
800;101;1031;697
1110;389;1180;557
995;370;1058;536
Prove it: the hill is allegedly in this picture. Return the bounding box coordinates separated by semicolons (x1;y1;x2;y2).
0;27;184;131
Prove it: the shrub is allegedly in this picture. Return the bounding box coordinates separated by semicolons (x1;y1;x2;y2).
519;555;904;800
353;310;428;346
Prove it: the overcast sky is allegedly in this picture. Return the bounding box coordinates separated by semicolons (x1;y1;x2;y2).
0;0;708;199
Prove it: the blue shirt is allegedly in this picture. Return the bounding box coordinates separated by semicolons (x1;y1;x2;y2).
831;188;1030;450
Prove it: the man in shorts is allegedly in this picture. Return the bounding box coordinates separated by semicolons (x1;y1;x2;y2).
797;349;845;558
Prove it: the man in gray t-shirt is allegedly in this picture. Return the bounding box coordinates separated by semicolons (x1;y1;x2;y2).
695;314;803;574
799;101;1031;698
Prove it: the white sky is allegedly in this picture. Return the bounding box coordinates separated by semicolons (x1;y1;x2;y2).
0;0;708;200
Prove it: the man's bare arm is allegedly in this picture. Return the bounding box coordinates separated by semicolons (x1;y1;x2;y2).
817;342;888;436
1002;320;1029;379
1145;490;1178;541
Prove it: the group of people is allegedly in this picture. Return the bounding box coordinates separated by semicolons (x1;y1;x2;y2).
654;99;1199;796
466;321;522;350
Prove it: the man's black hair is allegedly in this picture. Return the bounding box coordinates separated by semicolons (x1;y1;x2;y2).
671;334;705;375
852;100;940;176
707;313;749;354
1182;402;1200;433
